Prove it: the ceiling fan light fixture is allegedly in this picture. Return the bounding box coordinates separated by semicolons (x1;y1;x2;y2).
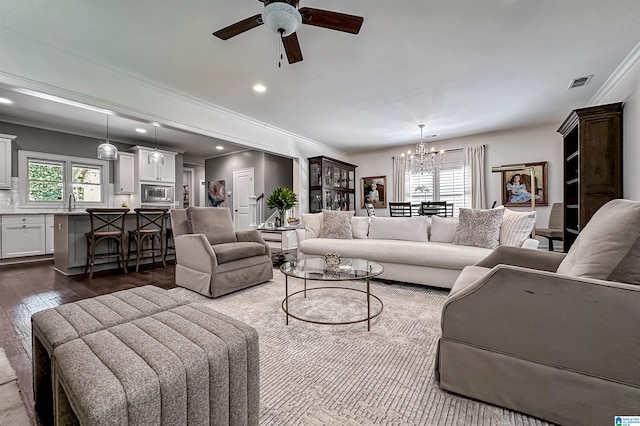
97;115;118;161
262;2;301;37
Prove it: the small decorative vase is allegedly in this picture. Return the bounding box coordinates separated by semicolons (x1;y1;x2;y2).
275;217;281;228
324;252;341;270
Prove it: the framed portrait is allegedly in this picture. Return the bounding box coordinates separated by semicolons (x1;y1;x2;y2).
500;162;548;207
361;175;387;208
207;180;226;207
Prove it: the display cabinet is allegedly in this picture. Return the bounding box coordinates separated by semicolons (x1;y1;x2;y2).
557;102;622;251
308;156;357;213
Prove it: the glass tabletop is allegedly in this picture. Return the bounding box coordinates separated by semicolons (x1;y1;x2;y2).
280;258;384;281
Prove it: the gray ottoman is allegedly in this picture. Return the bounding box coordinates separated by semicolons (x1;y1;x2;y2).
52;304;259;426
31;285;189;422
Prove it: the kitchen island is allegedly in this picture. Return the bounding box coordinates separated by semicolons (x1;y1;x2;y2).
53;211;173;275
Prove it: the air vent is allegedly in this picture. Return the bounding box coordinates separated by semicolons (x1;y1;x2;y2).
568;75;593;89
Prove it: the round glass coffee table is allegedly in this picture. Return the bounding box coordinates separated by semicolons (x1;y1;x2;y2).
280;258;384;331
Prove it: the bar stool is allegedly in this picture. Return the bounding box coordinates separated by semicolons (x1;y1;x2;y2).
85;208;130;279
164;227;175;263
127;208;168;272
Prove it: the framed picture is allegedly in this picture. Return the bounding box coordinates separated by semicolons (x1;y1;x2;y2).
207;180;226;207
500;162;548;207
361;175;387;208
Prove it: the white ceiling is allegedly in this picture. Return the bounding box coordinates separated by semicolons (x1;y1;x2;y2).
0;0;639;156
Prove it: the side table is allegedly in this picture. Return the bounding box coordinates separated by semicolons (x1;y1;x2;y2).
260;228;298;264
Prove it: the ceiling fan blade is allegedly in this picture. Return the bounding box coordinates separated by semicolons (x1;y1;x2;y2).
282;32;303;64
299;7;364;34
213;14;263;40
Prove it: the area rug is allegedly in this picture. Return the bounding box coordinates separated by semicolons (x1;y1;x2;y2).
0;348;32;426
174;276;554;426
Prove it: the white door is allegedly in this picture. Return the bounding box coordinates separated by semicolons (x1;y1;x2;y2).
233;168;254;231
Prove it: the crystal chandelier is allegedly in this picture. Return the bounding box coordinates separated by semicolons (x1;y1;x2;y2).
402;124;444;175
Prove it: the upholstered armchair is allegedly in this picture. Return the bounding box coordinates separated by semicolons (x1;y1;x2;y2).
435;199;640;426
170;207;273;297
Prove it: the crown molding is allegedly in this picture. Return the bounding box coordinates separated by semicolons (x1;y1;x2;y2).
589;41;640;105
0;26;347;159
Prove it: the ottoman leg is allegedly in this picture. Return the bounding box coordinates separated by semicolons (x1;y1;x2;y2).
33;333;54;425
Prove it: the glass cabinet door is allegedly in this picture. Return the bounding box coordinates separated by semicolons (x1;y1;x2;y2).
310;162;322;187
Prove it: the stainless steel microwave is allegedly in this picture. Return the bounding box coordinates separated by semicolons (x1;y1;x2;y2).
141;184;174;204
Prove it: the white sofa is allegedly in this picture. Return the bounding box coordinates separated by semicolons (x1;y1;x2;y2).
296;213;538;289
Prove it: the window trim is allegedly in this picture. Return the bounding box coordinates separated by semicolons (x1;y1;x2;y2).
404;158;470;217
19;150;110;208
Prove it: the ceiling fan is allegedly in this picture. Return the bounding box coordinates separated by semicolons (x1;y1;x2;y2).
212;0;364;64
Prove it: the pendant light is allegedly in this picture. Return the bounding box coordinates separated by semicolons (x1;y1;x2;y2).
148;125;164;166
97;115;118;160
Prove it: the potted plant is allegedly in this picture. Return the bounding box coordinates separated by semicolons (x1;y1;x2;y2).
267;187;297;227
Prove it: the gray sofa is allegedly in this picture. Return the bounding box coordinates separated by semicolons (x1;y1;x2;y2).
170;207;273;297
435;199;640;425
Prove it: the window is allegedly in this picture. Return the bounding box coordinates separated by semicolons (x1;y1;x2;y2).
72;165;102;202
19;151;109;207
405;155;470;216
28;160;64;202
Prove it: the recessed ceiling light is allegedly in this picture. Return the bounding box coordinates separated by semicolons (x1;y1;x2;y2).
253;84;266;92
135;128;147;133
216;146;224;150
0;97;13;104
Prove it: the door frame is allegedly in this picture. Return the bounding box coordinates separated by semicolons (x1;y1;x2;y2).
232;167;255;230
183;167;195;208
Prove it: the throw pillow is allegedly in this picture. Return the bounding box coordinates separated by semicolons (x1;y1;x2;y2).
556;199;640;285
186;207;237;245
319;210;355;239
453;208;505;249
368;216;429;242
500;208;537;247
302;213;323;239
351;216;370;239
430;216;459;243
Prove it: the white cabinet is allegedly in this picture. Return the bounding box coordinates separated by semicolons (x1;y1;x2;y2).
0;134;16;189
135;147;176;182
46;214;54;254
1;215;46;258
115;152;135;194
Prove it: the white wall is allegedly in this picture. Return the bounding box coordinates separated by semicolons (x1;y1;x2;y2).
589;43;640;200
348;124;564;247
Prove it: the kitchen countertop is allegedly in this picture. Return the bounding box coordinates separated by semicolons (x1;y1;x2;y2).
0;209;138;215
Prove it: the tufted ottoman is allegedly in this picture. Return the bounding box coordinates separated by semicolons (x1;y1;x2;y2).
31;285;189;422
52;304;259;426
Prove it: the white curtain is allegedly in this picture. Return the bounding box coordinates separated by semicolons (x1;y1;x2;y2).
392;156;406;202
464;145;486;209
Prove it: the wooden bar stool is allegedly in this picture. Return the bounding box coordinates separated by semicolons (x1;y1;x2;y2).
163;227;175;264
127;208;168;272
85;208;130;279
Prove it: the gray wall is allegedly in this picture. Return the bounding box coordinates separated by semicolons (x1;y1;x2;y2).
1;121;132;183
264;152;294;219
205;150;293;219
0;121;184;201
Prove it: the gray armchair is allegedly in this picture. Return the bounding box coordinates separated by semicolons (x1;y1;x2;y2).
436;199;640;426
170;207;273;297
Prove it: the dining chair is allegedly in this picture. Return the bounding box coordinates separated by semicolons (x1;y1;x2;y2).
389;202;412;217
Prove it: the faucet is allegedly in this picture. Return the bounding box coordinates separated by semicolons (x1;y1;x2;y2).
68;193;76;211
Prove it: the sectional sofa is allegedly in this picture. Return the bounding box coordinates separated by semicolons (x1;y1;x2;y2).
296;212;538;289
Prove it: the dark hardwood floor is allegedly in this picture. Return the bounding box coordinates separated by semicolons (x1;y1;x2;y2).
0;259;177;424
